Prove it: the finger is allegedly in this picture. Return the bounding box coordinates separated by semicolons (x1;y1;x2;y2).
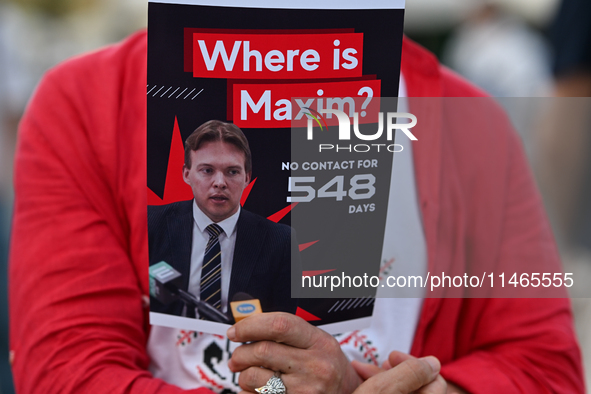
227;313;317;348
351;360;384;380
382;359;392;370
417;374;447;394
365;357;440;394
229;340;303;373
237;366;275;393
394;357;440;392
388;351;414;368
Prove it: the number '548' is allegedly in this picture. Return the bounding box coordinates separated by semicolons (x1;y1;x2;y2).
287;175;376;203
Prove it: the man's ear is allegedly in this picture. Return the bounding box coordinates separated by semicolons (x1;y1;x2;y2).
182;165;191;185
245;172;252;186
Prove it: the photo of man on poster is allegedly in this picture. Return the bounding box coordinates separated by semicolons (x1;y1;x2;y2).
148;120;297;321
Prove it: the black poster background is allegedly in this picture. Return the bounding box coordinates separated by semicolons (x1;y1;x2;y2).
147;2;404;327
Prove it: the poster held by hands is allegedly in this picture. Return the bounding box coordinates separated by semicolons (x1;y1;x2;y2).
147;0;405;335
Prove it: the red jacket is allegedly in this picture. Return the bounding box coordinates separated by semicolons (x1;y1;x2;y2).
9;31;585;393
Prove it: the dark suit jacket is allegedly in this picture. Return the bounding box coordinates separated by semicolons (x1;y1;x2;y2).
148;200;298;318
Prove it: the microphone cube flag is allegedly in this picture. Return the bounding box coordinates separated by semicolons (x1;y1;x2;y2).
230;299;262;322
149;261;183;305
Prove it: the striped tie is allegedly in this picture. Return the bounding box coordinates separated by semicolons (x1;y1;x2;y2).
200;224;223;311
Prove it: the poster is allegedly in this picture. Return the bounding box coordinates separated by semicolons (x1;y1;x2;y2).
147;0;405;335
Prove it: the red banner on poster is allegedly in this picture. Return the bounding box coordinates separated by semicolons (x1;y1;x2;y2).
231;79;381;128
193;32;364;79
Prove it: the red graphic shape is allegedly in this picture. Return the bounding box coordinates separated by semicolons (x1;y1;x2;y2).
176;330;196;347
148;117;193;205
196;366;224;390
240;178;257;206
299;240;319;252
267;202;298;223
302;269;336;277
379;258;395;279
296;307;321;322
338;331;378;365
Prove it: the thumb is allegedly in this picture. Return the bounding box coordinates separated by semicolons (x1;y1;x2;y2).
388;350;413;368
352;357;441;394
351;360;384;380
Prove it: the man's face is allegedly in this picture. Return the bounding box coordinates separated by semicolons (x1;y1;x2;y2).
183;141;250;222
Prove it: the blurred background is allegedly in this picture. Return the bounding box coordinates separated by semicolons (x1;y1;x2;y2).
0;0;590;392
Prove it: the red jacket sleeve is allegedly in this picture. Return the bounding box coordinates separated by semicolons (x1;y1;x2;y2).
402;37;585;392
9;33;213;394
443;77;583;394
437;138;584;389
441;130;583;392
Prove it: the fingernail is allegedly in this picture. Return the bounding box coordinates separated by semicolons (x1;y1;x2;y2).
227;326;236;341
421;356;440;376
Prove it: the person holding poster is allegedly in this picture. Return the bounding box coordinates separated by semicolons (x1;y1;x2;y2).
7;2;585;394
148;120;297;320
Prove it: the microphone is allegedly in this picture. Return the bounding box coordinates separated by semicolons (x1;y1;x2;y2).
230;292;263;322
149;261;232;324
